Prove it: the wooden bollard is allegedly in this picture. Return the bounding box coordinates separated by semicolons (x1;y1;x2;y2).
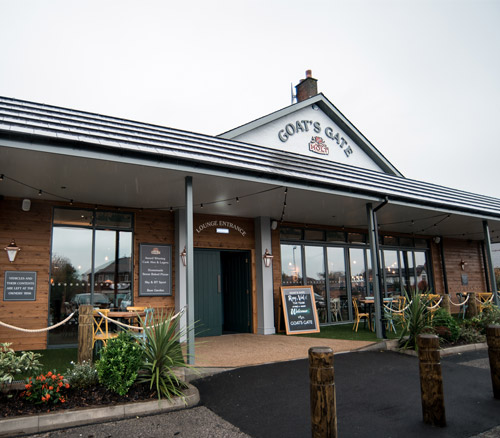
417;334;446;427
441;295;451;314
309;347;337;438
466;292;478;318
486;325;500;399
78;305;93;364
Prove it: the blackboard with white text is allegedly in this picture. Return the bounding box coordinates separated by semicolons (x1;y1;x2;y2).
280;286;320;335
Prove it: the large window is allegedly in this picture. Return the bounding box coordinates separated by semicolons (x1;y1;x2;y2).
280;227;431;325
49;208;133;346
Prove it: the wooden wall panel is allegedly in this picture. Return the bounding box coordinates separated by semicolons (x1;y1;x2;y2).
133;209;176;309
0;199;52;351
441;238;487;294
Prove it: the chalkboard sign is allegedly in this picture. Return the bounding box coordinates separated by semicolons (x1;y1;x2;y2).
280;286;320;335
4;271;37;301
139;244;172;296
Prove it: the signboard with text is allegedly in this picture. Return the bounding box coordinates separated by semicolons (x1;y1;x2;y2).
139;244;172;297
280;286;320;335
4;271;37;301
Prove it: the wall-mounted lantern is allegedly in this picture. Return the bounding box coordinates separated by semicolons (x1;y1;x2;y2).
460;259;467;271
180;246;187;267
263;248;273;268
4;239;21;263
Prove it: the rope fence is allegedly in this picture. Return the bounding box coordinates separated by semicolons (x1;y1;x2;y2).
0;312;76;333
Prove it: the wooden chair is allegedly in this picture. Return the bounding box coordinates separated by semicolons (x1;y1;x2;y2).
92;308;118;349
352;297;370;332
427;294;441;320
478;292;493;313
127;306;154;341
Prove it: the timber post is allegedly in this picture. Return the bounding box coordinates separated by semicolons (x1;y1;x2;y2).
417;334;446;427
78;305;93;364
466;292;478;318
441;295;451;314
309;347;337;438
486;325;500;399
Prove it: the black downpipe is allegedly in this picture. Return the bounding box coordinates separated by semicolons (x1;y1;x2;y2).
373;196;389;339
439;237;449;295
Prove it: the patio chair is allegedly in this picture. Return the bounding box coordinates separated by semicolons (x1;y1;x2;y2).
456;292;468;319
92;308;118;349
330;297;343;322
352;297;370;332
478;292;493;313
128;307;154;342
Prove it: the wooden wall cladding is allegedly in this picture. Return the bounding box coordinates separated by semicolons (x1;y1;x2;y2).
0;199;52;351
193;214;254;249
440;238;487;294
133;209;175;309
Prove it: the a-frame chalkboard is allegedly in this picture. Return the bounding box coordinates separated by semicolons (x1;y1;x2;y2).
280;285;320;335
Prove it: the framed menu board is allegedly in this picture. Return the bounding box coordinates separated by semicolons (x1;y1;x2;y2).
280;285;320;335
139;244;172;296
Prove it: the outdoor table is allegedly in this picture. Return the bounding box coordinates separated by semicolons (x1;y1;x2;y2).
107;310;146;331
359;297;393;330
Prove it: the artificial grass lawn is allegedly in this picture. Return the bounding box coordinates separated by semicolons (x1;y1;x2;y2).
280;322;400;342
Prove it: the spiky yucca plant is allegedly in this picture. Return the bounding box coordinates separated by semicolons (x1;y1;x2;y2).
397;289;432;350
137;309;195;401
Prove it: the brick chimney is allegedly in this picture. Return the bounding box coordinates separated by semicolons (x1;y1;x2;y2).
295;70;318;102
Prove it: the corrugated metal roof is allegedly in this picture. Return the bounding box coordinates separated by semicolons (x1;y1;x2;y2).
1;95;500;218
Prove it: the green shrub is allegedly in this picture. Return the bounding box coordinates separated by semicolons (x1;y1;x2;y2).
95;332;143;396
65;360;99;389
476;304;500;333
431;308;461;343
138;309;193;401
458;326;485;344
0;343;42;389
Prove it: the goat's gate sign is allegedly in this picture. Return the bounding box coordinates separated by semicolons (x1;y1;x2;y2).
280;286;320;335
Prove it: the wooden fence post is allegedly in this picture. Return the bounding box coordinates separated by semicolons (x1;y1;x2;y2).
417;334;446;427
78;305;93;364
441;295;451;314
309;347;337;438
486;325;500;399
466;292;478;318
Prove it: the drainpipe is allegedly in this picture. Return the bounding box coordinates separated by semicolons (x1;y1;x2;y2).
439;238;449;295
367;196;389;339
185;176;195;364
483;220;499;306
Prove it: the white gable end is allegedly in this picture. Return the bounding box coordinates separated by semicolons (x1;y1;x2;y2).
229;104;385;172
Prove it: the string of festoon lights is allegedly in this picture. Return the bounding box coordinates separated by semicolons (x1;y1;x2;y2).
0;173;284;213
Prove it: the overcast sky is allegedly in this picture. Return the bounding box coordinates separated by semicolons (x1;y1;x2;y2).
1;0;499;198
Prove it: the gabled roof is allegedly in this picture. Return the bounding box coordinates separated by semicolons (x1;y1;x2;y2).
219;93;403;177
1;96;500;220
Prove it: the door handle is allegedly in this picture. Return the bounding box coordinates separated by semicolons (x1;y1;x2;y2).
217;274;221;294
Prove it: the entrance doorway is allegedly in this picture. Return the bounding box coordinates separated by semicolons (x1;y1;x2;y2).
194;249;252;337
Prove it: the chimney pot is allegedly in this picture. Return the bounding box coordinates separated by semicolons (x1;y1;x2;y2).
295;70;318;103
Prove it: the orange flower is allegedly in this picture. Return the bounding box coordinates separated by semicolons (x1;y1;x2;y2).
47;371;52;377
41;395;46;402
49;386;53;390
60;397;66;403
25;383;32;389
58;381;63;387
45;393;51;400
65;383;70;389
51;375;57;380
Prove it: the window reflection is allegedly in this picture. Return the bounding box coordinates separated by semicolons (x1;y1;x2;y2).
383;250;400;295
327;247;346;321
350;248;367;299
305;246;326;323
281;244;303;285
49;209;133;346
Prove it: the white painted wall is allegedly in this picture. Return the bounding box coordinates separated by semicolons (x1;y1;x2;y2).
231;105;384;172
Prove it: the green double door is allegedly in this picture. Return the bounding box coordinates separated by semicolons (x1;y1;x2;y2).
194;249;251;337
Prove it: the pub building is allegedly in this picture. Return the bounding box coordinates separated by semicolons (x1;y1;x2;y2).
1;70;500;356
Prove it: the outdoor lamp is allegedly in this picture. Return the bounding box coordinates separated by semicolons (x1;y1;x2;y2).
263;249;273;268
4;239;21;263
180;246;187;267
